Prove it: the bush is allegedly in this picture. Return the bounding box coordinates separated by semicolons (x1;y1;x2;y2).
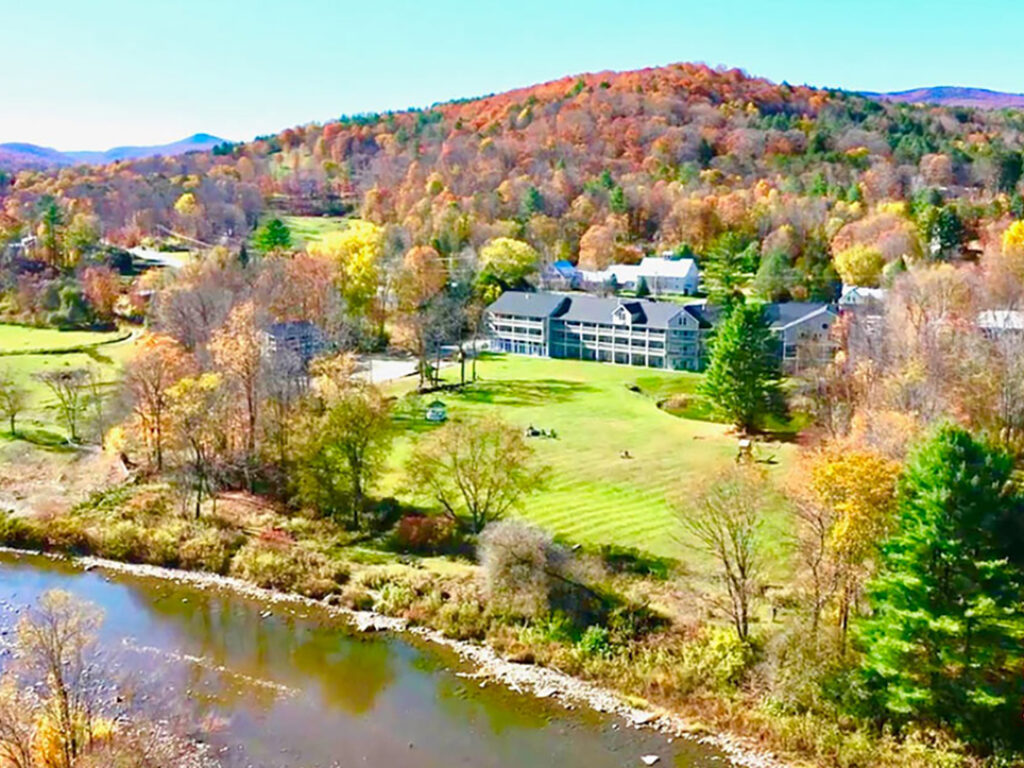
434;597;489;640
373;581;417;615
0;511;45;550
96;520;146;562
676;625;756;693
178;527;235;574
229;542;349;599
479;521;558;619
339;585;375;611
577;625;613;658
391;514;457;554
41;516;94;554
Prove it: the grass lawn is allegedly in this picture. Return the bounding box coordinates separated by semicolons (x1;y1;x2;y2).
0;324;125;354
0;325;137;442
278;216;350;247
383;354;796;563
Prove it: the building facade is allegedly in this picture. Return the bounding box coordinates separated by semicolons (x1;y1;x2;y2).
579;256;699;296
487;291;838;372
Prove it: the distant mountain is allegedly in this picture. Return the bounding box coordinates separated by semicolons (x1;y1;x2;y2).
865;86;1024;109
0;142;73;171
0;133;229;171
64;133;229;164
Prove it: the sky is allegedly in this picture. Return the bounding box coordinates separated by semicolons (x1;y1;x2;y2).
2;0;1023;150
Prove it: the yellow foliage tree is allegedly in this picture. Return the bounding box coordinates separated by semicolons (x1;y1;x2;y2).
797;447;901;647
209;300;264;458
1001;220;1024;254
173;192;200;217
834;244;885;287
478;237;540;286
308;220;384;318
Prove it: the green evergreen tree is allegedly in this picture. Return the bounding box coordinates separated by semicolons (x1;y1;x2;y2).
252;218;292;254
635;275;650;298
852;425;1024;747
699;303;784;432
697;138;715;168
519;186;544;218
1011;191;1024;220
609;185;628;214
703;232;756;309
809;172;828;197
752;251;795;302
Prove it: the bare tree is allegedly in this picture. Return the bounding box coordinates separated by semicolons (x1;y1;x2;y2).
0;367;28;435
679;466;768;641
479;520;604;622
36;368;88;442
409;416;542;533
16;590;103;768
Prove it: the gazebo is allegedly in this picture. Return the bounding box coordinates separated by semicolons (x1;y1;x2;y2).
425;400;448;423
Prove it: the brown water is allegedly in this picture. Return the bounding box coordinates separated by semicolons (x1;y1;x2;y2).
0;552;729;768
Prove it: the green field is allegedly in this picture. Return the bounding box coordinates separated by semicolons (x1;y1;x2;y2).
384;354;795;560
0;324;137;442
279;216;350;247
0;325;126;354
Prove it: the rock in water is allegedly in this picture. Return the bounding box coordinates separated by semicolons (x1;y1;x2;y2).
641;756;660;766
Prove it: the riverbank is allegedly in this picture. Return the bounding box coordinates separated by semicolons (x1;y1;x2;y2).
0;546;784;768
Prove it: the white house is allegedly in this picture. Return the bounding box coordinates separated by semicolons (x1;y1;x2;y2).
580;263;641;290
579;256;699;295
636;256;699;295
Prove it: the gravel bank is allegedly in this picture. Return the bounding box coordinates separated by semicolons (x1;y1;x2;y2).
0;548;790;768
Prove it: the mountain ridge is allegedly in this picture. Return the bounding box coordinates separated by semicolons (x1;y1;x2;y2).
863;85;1024;109
0;132;228;171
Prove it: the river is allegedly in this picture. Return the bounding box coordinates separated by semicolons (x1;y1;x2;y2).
0;552;729;768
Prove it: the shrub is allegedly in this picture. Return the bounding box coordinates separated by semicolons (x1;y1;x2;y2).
577;625;613;658
373;581;417;616
96;520;146;562
479;521;558;619
0;510;45;549
41;516;94;554
339;585;375;611
676;625;756;693
391;514;457;554
178;527;234;574
229;542;349;599
142;521;187;567
434;597;489;640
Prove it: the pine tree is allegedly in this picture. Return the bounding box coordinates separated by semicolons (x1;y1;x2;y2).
703;233;756;309
635;275;650;298
699;304;784;433
252;218;292;254
853;425;1024;747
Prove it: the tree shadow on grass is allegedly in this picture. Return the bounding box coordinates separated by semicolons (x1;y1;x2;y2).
456;378;596;407
2;426;78;453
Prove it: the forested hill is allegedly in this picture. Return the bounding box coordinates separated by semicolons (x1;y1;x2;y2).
4;62;1024;292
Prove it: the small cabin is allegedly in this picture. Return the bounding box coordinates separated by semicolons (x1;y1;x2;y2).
425;400;448;423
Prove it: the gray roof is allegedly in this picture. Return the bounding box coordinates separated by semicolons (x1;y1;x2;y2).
694;302;837;330
486;291;836;331
487;291;568;319
488;291;697;329
555;294;687;329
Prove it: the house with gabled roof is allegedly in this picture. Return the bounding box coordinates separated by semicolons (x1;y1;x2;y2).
487;291;838;372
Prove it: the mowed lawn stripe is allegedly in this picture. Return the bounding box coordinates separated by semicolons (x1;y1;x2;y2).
384;354;794;558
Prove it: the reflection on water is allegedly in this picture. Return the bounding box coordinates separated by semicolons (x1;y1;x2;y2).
0;553;727;768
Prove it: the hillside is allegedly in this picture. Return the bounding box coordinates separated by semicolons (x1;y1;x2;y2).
3;62;1024;288
0;132;228;170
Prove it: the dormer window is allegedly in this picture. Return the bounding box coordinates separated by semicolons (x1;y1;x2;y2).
612;306;630;325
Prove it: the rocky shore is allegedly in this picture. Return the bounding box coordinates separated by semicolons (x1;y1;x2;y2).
0;548;789;768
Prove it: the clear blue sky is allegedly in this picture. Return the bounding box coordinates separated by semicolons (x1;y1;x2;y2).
2;0;1021;149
